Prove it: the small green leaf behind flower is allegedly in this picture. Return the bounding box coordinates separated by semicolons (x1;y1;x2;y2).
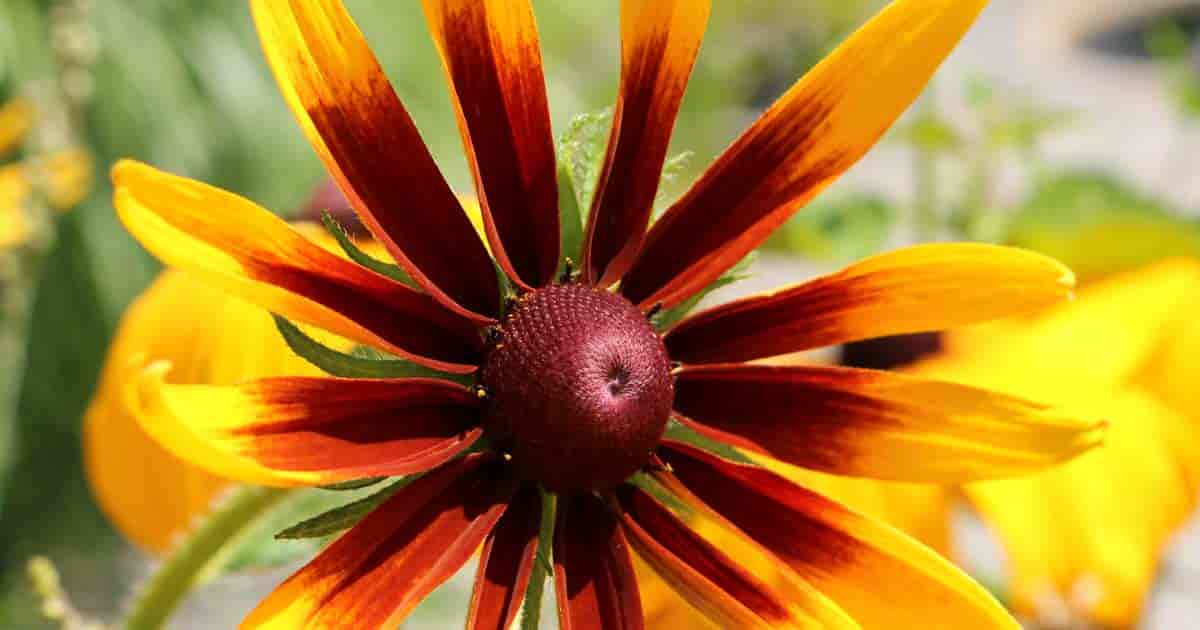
652;253;757;332
272;315;472;385
273;478;413;542
319;212;416;287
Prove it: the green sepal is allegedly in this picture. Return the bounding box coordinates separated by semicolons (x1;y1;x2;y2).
274;477;413;541
320;477;385;491
556;160;585;275
272;315;472;385
519;489;557;630
320;212;416;288
652;253;756;331
662;418;754;465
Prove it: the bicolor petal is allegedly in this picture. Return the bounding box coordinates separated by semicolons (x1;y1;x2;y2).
672;364;1105;483
583;0;710;285
251;0;499;321
467;485;541;630
657;442;1020;630
112;160;482;373
243;456;515;628
84;270;338;553
617;485;856;630
423;0;559;288
128;365;483;486
554;494;644;630
622;0;990;309
666;243;1074;363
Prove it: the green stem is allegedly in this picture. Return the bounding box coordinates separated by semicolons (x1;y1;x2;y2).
122;486;291;630
520;490;557;630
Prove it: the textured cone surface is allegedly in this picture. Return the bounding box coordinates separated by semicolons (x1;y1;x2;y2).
481;284;672;493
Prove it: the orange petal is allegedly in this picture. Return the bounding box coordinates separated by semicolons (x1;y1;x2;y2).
583;0;711;286
467;485;541;630
85;270;338;553
251;0;499;321
554;494;644;630
656;442;1020;630
666;243;1074;363
672;364;1104;482
621;0;989;309
616;485;853;629
129;364;483;486
113;160;482;373
243;456;515;628
422;0;559;289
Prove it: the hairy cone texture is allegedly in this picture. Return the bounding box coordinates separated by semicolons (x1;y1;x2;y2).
481;284;672;492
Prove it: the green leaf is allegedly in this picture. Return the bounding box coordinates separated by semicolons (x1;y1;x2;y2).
519;489;556;630
320;477;385;491
652;253;756;331
772;196;896;263
319;212;416;287
556;161;585;274
893;114;964;153
1005;171;1200;280
272;315;472;385
662;419;755;465
274;478;412;541
557;108;613;213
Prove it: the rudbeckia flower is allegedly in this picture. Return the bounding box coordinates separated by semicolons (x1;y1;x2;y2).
909;260;1200;628
112;0;1104;627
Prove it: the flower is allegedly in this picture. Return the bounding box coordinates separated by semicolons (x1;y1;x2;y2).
908;260;1200;628
0;97;93;249
86;186;480;555
112;0;1104;627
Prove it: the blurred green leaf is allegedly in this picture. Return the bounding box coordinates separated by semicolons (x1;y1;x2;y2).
1005;171;1200;280
894;114;964;153
772;195;896;262
319;477;385;491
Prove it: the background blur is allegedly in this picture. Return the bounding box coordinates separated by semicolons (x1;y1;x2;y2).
2;0;1200;628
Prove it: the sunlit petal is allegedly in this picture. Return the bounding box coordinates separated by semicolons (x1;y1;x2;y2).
622;0;989;309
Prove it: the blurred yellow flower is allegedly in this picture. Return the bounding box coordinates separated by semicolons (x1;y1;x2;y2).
915;259;1200;628
85;221;373;553
0;98;33;156
643;259;1200;629
87;195;480;554
0;97;93;248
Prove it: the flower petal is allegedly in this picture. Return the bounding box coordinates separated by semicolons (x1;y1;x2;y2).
243;456;515;628
666;243;1074;363
128;363;482;487
85;270;340;553
251;0;499;321
467;485;542;630
657;442;1020;630
582;0;710;286
621;0;989;309
113;160;482;373
422;0;559;288
554;494;644;630
0;98;33;156
672;364;1105;482
616;485;856;630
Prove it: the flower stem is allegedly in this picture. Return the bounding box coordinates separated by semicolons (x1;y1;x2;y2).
121;486;290;630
